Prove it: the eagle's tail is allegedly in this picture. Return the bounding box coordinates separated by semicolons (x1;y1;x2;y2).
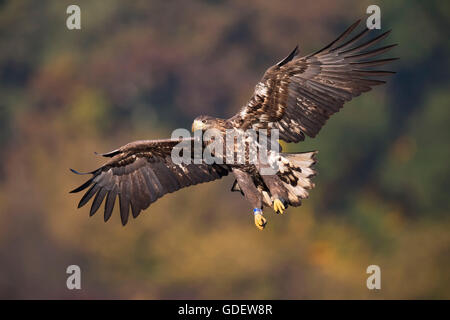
276;151;318;207
230;151;317;208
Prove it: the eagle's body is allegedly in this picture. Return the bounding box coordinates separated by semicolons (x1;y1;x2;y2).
71;20;397;229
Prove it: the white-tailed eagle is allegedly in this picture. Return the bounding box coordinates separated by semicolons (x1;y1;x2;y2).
71;19;397;230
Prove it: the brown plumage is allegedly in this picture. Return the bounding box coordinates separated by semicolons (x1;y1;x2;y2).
71;138;230;225
71;19;397;228
229;19;397;142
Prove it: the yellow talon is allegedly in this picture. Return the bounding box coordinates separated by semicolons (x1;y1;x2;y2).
254;213;267;230
273;199;285;214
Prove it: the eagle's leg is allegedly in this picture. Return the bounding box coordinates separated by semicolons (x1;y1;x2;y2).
260;172;289;214
232;168;267;230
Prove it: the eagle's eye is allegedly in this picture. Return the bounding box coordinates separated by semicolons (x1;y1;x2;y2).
202;119;207;123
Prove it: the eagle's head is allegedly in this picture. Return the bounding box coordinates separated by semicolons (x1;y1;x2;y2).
191;115;217;132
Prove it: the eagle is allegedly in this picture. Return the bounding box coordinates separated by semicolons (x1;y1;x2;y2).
71;19;397;230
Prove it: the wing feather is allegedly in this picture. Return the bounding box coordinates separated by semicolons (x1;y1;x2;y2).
71;138;230;225
90;188;107;216
229;20;397;141
104;188;117;222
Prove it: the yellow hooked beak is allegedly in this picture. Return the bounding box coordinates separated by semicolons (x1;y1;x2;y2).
191;120;205;132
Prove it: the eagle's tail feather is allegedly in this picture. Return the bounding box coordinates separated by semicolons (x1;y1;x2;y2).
277;151;318;207
230;151;317;208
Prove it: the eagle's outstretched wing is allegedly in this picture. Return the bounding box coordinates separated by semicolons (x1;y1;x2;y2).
70;138;230;225
229;19;398;142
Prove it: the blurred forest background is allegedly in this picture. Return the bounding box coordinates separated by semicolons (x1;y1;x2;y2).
0;0;449;299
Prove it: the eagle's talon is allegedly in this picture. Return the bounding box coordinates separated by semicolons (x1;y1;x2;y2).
254;214;267;230
273;198;285;214
253;208;267;230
